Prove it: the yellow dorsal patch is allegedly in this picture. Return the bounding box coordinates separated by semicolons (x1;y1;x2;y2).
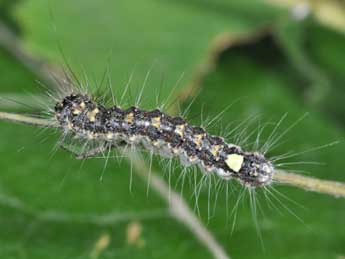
67;122;73;130
172;148;180;154
80;102;86;109
73;102;86;115
72;108;82;115
87;108;99;122
106;132;114;139
151;116;161;128
87;131;95;139
189;156;198;163
175;124;185;136
225;154;244;173
152;140;159;147
210;145;221;157
193;134;204;146
125;113;134;123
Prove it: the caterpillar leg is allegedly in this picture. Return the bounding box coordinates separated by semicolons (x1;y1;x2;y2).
60;143;107;160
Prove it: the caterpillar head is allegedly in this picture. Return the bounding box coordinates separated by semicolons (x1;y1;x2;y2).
240;152;274;187
225;152;274;187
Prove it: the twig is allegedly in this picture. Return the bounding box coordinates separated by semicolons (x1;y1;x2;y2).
0;111;56;127
275;170;345;198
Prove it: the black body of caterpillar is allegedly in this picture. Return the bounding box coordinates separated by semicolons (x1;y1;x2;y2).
55;93;274;187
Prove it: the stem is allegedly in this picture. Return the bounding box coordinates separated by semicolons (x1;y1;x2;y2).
0;111;56;127
274;170;345;198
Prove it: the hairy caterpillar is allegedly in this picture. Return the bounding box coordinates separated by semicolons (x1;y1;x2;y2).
53;85;274;188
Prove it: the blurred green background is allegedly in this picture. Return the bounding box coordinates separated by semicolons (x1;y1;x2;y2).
0;0;344;258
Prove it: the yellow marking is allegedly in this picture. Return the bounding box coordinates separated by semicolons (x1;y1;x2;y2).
80;102;86;109
172;148;180;154
72;108;82;115
193;134;204;146
204;165;213;172
151;116;161;128
87;132;95;139
129;135;139;142
210;145;221;157
175;124;185;136
87;108;99;122
125;112;134;123
225;154;244;173
152;141;160;147
189;156;198;163
106;132;113;139
67;122;73;130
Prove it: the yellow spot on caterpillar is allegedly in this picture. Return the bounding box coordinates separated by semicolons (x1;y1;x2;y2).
72;108;82;115
193;134;204;146
189;156;198;163
125;112;134;123
225;154;244;173
80;102;86;109
87;132;95;139
210;145;221;157
172;147;180;154
106;132;113;139
204;165;213;172
152;140;161;147
67;122;73;130
87;108;99;122
129;135;139;142
175;124;185;136
151;116;161;128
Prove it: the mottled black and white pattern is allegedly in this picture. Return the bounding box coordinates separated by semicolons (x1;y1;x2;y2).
55;93;274;187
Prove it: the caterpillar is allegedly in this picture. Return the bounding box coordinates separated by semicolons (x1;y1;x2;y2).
54;90;274;188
